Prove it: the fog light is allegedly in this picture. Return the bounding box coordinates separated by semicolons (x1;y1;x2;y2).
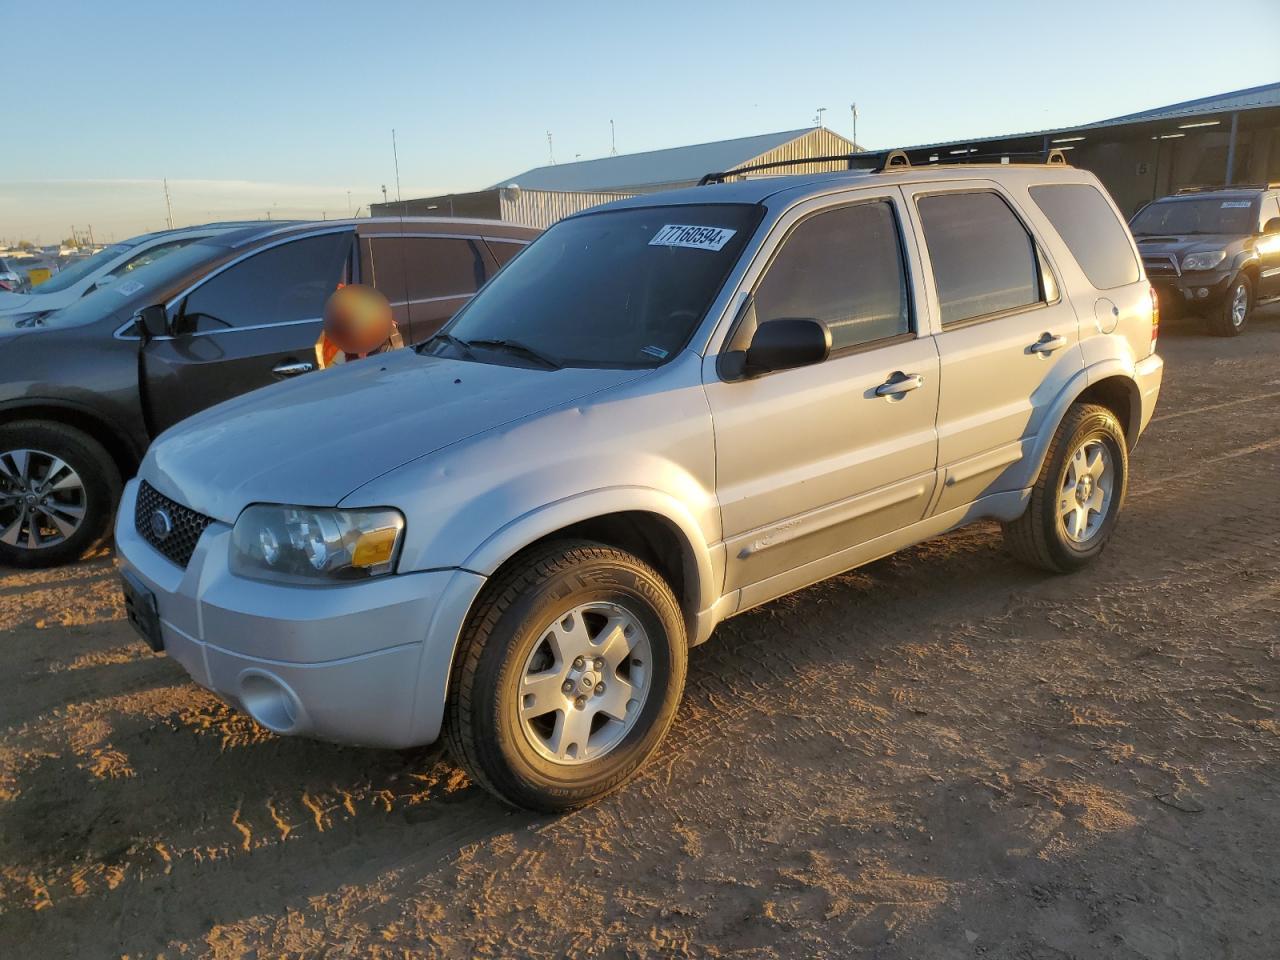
240;673;299;732
1197;288;1209;299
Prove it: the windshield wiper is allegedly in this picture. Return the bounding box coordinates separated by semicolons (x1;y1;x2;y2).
420;331;476;360
465;338;562;370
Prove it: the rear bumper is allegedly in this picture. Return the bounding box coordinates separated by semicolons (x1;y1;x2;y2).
1134;352;1164;438
114;478;486;748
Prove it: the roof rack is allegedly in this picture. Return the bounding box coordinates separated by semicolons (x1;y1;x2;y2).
1174;182;1280;194
697;147;1069;186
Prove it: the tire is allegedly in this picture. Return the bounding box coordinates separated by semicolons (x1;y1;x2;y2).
1208;274;1252;337
445;539;687;812
1002;403;1128;574
0;420;122;568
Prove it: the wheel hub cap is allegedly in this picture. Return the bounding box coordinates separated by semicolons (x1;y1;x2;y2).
517;601;652;765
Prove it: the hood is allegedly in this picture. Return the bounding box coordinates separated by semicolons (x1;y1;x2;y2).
0;292;34;315
143;348;648;522
1134;233;1242;259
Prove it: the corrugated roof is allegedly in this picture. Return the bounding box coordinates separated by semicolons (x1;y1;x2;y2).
491;128;840;192
1098;81;1280;124
877;82;1280;155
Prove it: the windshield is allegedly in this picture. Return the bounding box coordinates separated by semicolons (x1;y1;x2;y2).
1130;197;1258;236
433;203;760;368
30;242;133;293
39;241;225;329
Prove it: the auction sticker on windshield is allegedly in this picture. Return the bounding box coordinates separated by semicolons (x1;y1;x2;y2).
649;224;737;251
1221;201;1251;208
116;279;145;296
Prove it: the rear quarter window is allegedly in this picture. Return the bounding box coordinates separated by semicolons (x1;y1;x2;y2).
1030;183;1140;290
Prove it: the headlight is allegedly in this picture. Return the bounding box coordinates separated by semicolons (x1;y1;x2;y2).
1181;250;1226;271
230;504;405;585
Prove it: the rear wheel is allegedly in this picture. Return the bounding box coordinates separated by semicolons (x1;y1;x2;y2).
445;540;687;811
0;421;121;568
1002;403;1128;573
1208;274;1251;337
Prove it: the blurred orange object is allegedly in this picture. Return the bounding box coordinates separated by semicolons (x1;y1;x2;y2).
315;284;403;368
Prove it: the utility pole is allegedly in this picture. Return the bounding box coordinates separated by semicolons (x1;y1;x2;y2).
391;128;402;203
163;178;174;230
547;131;555;165
381;184;388;203
851;102;858;146
610;119;617;156
346;190;352;217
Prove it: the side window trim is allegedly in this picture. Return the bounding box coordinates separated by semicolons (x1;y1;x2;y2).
730;195;917;361
913;187;1053;330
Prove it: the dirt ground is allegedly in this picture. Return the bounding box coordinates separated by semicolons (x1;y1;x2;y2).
2;307;1278;959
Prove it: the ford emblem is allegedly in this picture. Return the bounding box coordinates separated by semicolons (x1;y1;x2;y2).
150;507;174;541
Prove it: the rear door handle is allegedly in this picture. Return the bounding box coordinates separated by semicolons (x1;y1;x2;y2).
272;360;315;379
875;372;925;397
1029;333;1068;355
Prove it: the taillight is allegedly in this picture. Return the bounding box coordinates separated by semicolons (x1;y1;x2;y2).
1148;283;1159;354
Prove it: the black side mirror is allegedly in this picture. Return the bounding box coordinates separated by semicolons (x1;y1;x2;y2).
138;304;169;340
743;318;831;377
1262;217;1280;236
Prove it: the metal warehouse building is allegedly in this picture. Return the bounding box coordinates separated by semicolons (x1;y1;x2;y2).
373;127;858;228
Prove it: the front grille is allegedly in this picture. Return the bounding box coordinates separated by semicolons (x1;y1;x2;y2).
1143;256;1180;278
135;480;214;569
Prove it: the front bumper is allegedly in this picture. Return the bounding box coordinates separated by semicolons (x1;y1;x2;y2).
114;478;485;748
1149;270;1233;310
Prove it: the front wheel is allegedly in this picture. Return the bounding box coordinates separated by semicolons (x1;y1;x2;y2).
1002;403;1128;574
445;540;687;812
1208;274;1251;337
0;420;121;568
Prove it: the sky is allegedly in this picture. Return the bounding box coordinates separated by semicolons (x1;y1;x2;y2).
2;0;1276;242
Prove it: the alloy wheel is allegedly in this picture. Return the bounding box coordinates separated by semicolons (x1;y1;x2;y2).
0;448;87;550
517;601;652;764
1057;439;1113;544
1231;282;1249;327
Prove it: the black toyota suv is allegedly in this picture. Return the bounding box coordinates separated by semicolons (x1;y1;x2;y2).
1129;183;1280;336
0;217;537;568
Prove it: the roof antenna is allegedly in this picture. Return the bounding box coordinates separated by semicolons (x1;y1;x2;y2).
610;119;617;156
547;131;555;165
813;107;827;128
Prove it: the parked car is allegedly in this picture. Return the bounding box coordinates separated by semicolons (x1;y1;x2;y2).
0;224;251;322
114;158;1163;812
0;217;538;567
1129;182;1280;335
0;257;27;293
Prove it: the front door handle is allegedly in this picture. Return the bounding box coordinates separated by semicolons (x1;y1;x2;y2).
875;372;925;397
272;360;315;380
1029;333;1068;355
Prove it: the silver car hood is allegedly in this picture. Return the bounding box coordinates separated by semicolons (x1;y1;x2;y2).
142;348;647;522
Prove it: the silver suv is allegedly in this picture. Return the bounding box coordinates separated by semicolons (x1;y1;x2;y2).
116;156;1164;811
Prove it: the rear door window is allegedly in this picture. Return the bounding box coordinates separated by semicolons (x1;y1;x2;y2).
1029;183;1140;290
362;237;487;303
179;231;352;333
917;191;1041;326
753;200;910;352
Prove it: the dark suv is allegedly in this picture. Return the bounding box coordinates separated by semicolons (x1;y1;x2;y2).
1129;183;1280;336
0;217;538;567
